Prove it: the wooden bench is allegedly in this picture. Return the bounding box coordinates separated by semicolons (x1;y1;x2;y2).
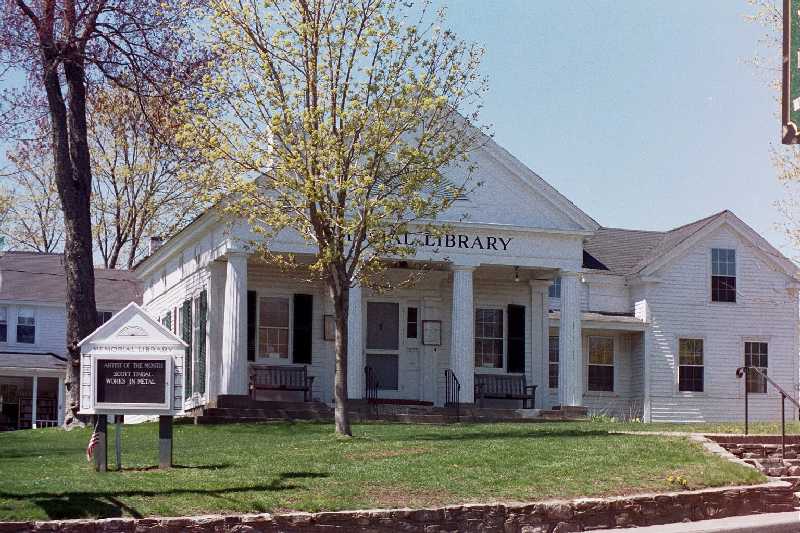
249;365;315;402
474;374;536;409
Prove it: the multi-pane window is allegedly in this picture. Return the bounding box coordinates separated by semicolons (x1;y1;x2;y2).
711;248;736;302
588;336;614;391
0;306;6;342
744;342;768;394
548;277;561;298
96;311;113;326
258;297;290;359
548;335;559;388
16;307;35;344
678;339;704;392
407;307;418;339
475;308;503;369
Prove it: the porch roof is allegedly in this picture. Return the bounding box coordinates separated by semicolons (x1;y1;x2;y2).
548;310;646;331
0;351;67;372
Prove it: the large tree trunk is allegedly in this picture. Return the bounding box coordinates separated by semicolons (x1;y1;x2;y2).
42;50;98;428
328;277;352;436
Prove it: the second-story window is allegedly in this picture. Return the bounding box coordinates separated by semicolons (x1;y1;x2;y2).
96;311;113;326
548;277;561;299
711;248;736;302
0;306;6;342
17;307;35;344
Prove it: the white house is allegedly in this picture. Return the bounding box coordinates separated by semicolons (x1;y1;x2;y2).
134;137;800;423
0;252;142;429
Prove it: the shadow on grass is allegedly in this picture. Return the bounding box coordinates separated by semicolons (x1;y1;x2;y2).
390;429;611;442
2;471;329;520
117;463;233;472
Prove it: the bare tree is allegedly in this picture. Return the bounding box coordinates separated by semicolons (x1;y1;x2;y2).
1;135;64;253
0;0;203;427
89;86;205;269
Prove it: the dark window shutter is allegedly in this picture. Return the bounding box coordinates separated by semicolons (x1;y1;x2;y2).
507;304;525;373
247;291;257;361
292;294;313;364
182;299;193;396
196;290;208;394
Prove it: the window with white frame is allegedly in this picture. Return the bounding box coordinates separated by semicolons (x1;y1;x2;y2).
258;297;290;359
548;277;561;298
711;248;736;302
587;336;614;391
0;306;6;342
548;335;559;388
16;307;35;344
474;308;503;369
678;338;704;392
744;341;768;394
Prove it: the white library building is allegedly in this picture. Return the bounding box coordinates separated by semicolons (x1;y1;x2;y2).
135;137;800;423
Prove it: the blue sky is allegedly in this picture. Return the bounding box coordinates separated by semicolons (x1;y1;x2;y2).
438;1;791;252
1;1;789;254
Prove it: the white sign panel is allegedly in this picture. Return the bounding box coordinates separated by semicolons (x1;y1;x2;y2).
78;302;187;416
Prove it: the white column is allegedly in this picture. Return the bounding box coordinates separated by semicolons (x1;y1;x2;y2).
558;271;583;407
57;375;64;426
220;251;248;395
346;285;364;399
207;261;227;402
31;375;38;429
450;265;475;404
530;281;550;409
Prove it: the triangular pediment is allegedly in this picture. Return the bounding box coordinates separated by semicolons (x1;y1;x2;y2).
78;302;187;347
436;135;599;232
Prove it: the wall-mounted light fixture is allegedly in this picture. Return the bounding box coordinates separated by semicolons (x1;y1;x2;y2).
514;266;520;283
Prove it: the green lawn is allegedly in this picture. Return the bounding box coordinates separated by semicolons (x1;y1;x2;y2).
0;421;765;521
603;420;800;435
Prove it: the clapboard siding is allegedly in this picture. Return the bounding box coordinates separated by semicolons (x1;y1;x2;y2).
644;226;799;422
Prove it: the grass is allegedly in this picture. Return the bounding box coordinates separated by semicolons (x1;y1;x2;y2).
600;420;800;435
0;421;765;521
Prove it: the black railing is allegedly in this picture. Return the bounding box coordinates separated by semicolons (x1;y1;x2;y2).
444;369;461;421
736;365;800;458
365;366;379;404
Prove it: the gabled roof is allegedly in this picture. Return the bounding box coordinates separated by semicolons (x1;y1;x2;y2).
0;252;142;308
584;210;798;279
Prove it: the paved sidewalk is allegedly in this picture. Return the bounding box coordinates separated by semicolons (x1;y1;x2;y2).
594;511;800;532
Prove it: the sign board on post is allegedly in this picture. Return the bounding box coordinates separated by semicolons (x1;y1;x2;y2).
784;0;800;143
78;302;187;471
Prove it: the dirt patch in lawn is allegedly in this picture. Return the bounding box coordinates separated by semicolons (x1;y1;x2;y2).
363;485;457;508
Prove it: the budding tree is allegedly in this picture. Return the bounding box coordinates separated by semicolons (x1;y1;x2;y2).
178;0;487;435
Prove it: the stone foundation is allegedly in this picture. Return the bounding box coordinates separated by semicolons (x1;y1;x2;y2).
1;481;793;533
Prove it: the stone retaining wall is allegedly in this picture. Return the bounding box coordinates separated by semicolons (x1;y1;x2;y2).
1;481;793;533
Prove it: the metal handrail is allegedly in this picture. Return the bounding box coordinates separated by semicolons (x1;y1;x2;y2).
736;365;800;458
444;369;461;421
364;366;379;404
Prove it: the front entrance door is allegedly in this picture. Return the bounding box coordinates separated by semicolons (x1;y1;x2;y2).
365;301;419;400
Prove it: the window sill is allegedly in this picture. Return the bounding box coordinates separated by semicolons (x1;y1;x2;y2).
676;391;707;398
584;391;619;398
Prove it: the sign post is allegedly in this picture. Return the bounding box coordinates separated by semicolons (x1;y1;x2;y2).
784;0;800;143
79;302;187;472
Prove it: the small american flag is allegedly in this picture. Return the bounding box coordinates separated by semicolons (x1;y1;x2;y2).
86;424;100;462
